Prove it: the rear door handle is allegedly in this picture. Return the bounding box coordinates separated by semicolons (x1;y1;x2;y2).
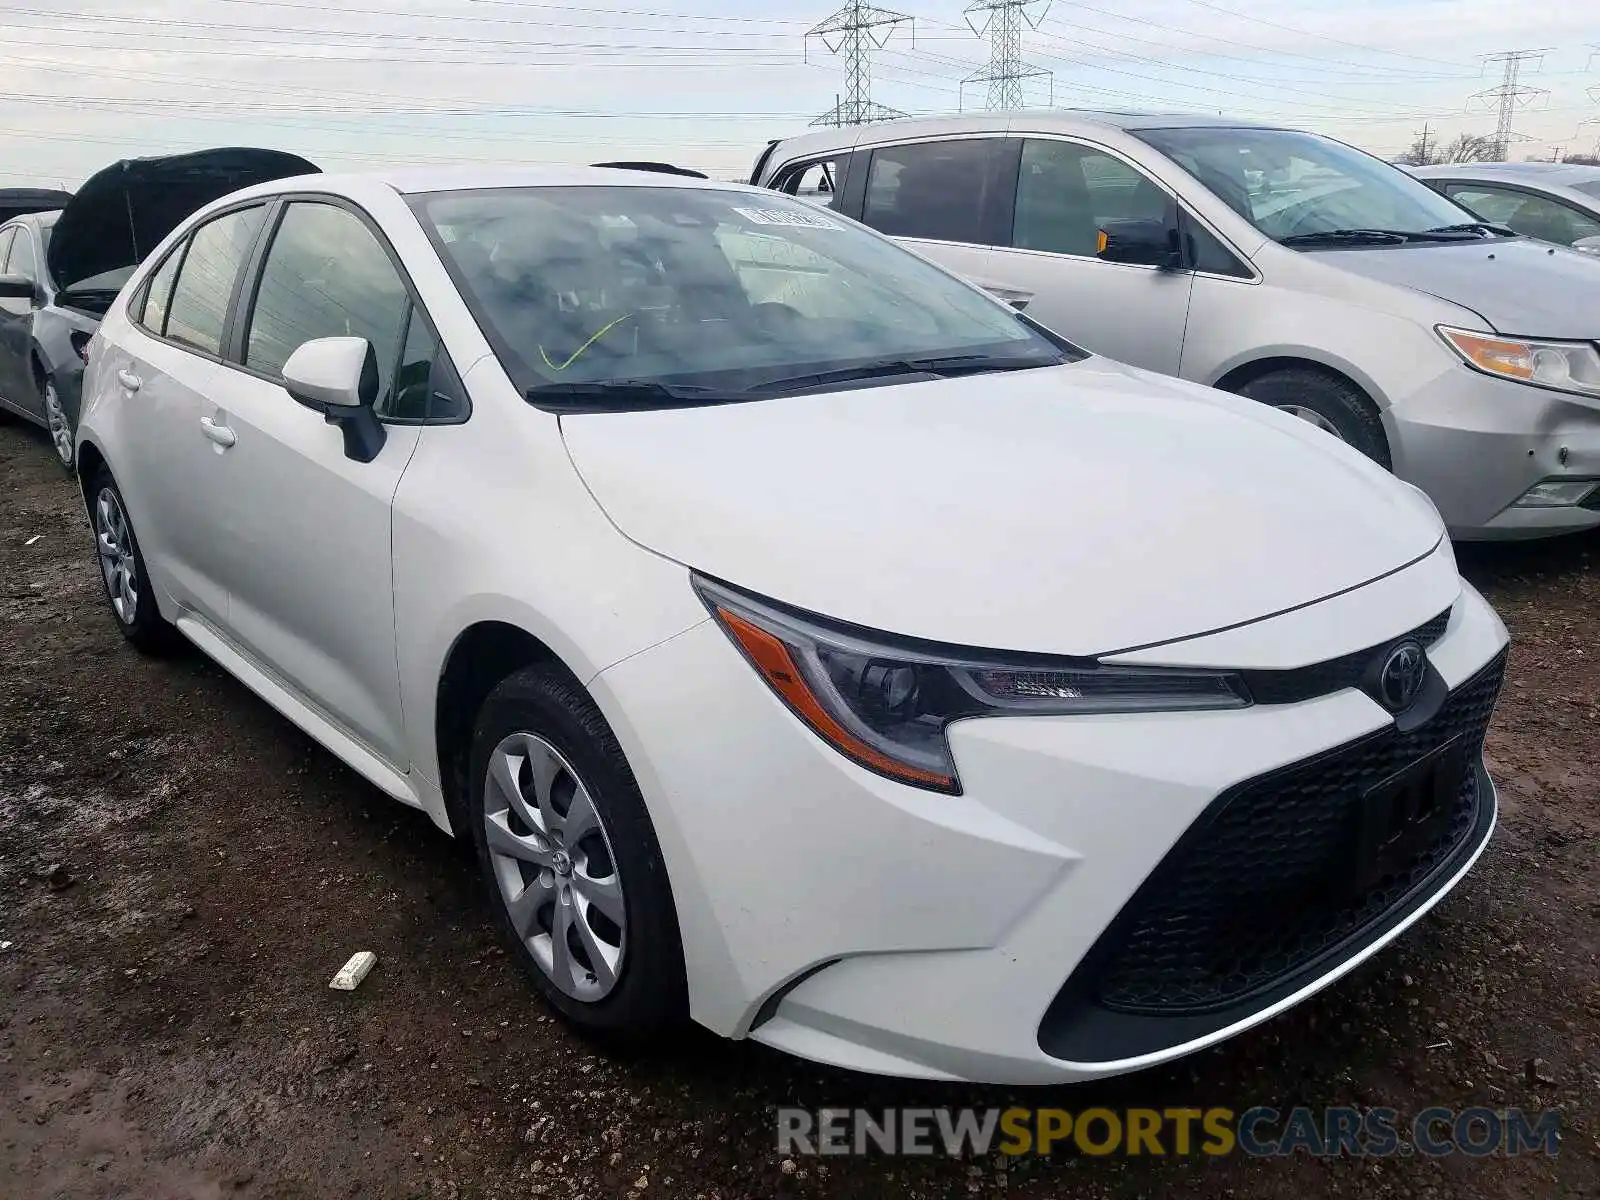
200;415;236;448
116;369;142;392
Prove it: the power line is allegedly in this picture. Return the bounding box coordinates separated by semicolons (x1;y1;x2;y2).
1472;49;1551;161
805;0;912;127
960;0;1050;111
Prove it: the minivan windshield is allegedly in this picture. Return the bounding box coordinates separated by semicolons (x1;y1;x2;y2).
413;185;1073;407
1136;126;1494;247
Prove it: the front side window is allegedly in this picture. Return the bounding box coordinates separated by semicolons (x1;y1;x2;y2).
862;139;1003;244
1448;185;1600;247
415;184;1069;406
1137;127;1483;246
165;206;267;355
1013;139;1172;257
245;202;409;406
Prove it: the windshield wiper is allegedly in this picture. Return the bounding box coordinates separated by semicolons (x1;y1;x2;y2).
524;379;728;409
743;353;1059;396
1279;229;1412;246
1425;221;1517;238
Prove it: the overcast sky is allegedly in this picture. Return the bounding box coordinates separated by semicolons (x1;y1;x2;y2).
3;0;1598;187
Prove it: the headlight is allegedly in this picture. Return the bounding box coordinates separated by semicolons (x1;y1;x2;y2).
1437;326;1600;399
695;577;1249;794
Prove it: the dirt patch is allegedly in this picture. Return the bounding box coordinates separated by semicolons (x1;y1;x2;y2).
1;419;1596;1199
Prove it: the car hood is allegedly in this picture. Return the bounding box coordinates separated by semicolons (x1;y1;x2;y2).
1311;237;1600;339
47;148;319;291
0;187;71;225
560;359;1445;657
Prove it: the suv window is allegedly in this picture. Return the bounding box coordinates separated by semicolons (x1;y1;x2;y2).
0;228;14;274
245;202;408;408
386;307;450;421
165;206;268;355
773;159;844;210
134;247;183;334
1014;139;1172;257
1447;184;1600;247
862;139;1003;244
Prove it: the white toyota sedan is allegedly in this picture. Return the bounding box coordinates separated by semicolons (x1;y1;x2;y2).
74;165;1509;1085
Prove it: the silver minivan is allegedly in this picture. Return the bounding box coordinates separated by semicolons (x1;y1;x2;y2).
751;112;1600;540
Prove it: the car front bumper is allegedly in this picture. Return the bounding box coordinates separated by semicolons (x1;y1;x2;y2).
1386;365;1600;540
591;566;1509;1085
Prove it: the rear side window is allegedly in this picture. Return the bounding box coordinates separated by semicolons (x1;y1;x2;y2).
244;202;409;406
6;228;37;282
134;248;183;334
772;158;846;210
862;139;1004;244
165;206;268;355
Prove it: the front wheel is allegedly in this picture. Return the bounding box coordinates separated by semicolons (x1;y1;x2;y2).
1235;367;1390;469
43;378;75;472
468;665;687;1042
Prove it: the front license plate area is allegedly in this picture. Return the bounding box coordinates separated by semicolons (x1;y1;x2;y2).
1353;737;1470;895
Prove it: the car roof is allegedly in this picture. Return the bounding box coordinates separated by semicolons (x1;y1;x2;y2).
276;164;753;197
1412;161;1600;183
767;108;1295;155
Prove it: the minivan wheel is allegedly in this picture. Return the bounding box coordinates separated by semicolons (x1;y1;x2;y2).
1235;367;1390;469
88;467;179;653
468;664;687;1042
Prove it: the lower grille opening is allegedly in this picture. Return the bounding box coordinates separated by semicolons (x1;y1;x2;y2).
1038;648;1507;1062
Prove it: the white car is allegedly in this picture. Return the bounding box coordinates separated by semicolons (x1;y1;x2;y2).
75;166;1509;1085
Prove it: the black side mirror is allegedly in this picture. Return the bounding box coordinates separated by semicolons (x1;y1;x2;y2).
1096;220;1182;270
0;273;40;303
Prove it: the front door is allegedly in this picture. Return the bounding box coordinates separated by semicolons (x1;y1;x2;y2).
202;199;423;768
984;138;1194;373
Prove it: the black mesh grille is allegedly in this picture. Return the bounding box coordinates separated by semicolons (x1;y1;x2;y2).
1076;648;1506;1016
1241;606;1452;706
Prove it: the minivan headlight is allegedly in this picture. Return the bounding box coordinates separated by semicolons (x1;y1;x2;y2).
695;577;1249;794
1437;326;1600;398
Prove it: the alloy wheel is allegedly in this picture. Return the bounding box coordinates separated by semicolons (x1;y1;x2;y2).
483;732;627;1002
1276;403;1343;439
44;383;73;467
94;488;139;625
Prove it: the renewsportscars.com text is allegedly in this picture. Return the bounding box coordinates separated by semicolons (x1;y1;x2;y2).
776;1106;1562;1159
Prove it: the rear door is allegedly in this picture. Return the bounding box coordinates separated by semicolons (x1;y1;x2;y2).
107;203;270;625
984;137;1193;372
198;197;429;768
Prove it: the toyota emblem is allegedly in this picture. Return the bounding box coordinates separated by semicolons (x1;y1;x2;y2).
1378;641;1428;712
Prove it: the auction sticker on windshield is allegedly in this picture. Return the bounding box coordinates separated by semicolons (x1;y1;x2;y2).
733;206;842;230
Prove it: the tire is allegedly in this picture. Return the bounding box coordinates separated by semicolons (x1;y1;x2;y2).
86;466;180;654
1234;366;1391;469
468;664;687;1043
43;377;76;473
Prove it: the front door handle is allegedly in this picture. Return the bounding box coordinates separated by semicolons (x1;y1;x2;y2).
200;415;237;448
116;369;142;392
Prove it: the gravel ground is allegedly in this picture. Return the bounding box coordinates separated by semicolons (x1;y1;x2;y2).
1;417;1597;1200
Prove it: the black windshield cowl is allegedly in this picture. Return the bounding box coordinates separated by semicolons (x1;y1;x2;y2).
742;353;1063;397
526;379;735;413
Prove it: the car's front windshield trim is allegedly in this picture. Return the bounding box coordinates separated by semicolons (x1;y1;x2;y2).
409;184;1077;411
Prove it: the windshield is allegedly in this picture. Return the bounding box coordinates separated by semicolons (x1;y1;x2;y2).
413;185;1071;405
1135;126;1485;245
